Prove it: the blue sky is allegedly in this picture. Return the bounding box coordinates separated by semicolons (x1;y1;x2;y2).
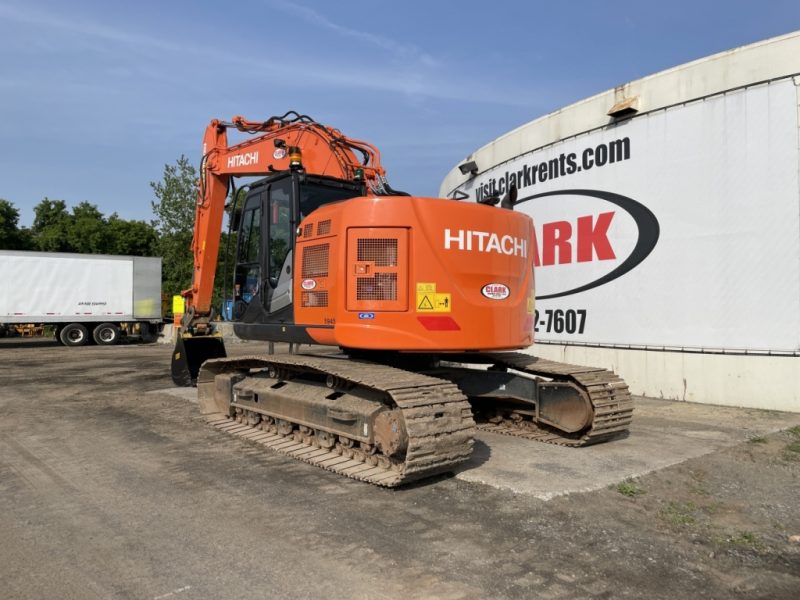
1;0;798;226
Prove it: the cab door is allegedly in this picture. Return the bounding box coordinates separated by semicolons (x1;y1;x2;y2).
233;176;295;323
232;192;263;321
264;176;293;315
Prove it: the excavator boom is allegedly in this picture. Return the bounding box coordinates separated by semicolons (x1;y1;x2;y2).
188;111;386;321
173;112;392;384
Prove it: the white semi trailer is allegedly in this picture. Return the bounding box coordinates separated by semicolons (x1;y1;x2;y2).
0;250;162;346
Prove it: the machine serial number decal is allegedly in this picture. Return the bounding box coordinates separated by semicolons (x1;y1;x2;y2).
416;282;451;313
534;309;587;334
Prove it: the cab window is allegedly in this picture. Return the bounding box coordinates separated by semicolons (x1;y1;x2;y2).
268;181;292;285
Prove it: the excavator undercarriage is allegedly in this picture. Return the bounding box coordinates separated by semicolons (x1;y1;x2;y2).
197;351;633;487
198;353;475;486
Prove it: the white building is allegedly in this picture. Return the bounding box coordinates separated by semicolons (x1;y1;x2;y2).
441;32;800;412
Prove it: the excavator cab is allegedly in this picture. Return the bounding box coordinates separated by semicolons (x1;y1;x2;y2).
171;171;363;385
230;171;363;336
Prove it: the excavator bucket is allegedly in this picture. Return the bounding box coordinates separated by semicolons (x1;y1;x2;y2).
171;334;227;386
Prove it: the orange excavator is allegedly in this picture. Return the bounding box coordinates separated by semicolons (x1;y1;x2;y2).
173;111;633;486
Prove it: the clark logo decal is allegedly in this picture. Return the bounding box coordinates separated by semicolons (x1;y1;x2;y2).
481;283;510;300
515;190;660;299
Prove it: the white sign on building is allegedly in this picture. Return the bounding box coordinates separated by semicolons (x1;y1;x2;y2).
454;78;800;354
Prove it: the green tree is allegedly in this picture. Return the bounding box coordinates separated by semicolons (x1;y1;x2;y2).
150;155;241;314
28;198;157;256
31;199;71;251
67;202;109;253
106;215;157;256
0;199;33;250
150;156;198;299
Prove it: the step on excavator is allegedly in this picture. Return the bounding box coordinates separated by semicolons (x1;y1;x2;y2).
172;111;633;486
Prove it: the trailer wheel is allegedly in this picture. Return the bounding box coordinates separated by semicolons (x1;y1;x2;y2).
93;322;120;346
139;322;158;344
59;323;89;346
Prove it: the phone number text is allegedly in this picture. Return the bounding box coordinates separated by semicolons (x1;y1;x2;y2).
534;309;587;334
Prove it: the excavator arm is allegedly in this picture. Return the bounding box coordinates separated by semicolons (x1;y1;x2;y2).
173;112;389;384
187;111;387;324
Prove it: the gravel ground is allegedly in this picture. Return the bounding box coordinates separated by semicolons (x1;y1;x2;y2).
1;338;798;599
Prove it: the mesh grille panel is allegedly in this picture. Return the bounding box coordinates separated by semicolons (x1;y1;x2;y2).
317;219;331;236
303;223;313;238
347;228;406;311
302;291;328;308
357;238;397;267
302;244;329;278
356;273;397;301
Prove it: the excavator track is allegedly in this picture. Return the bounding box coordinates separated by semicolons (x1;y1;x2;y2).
197;354;475;487
470;352;634;447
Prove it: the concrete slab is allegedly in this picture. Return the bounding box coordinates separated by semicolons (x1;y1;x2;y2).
152;382;800;500
455;396;800;499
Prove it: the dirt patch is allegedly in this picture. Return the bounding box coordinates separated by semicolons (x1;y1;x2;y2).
557;426;800;597
1;340;798;599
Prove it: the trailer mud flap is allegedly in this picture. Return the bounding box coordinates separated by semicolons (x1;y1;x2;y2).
171;335;227;386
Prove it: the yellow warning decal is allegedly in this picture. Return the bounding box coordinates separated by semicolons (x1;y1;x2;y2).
418;295;435;310
527;296;534;314
415;282;452;312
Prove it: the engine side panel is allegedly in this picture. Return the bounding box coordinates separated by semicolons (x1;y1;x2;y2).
295;196;535;352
